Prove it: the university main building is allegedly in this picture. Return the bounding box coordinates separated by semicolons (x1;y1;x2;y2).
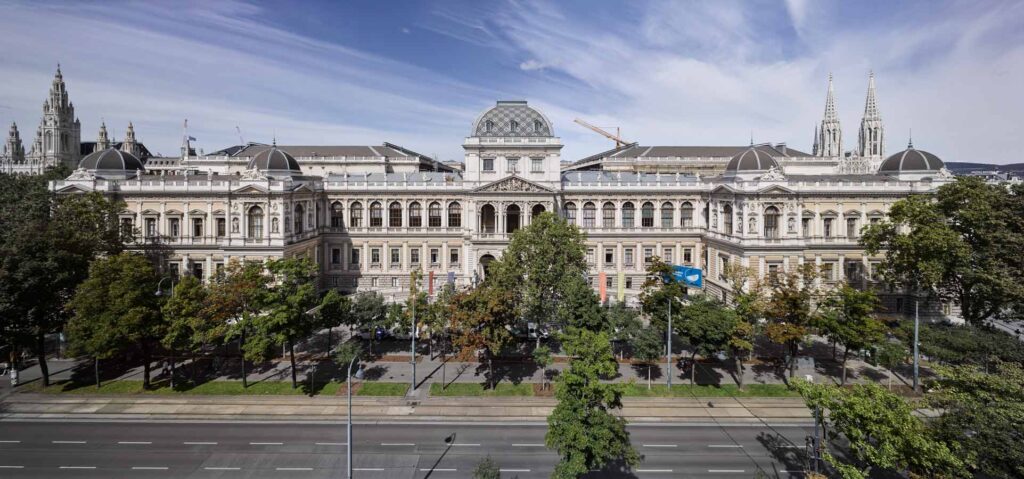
3;69;958;319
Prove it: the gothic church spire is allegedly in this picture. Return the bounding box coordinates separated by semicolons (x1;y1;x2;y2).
815;74;842;157
858;71;884;158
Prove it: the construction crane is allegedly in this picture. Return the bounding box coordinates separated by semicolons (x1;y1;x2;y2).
235;126;245;145
573;118;632;148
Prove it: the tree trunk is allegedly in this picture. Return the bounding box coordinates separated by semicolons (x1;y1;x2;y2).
788;342;798;378
326;327;332;359
35;331;49;387
170;352;176;389
288;338;297;389
647;364;651;390
691;352;697;385
841;346;849;386
240;333;248;389
735;354;744;390
142;353;151;389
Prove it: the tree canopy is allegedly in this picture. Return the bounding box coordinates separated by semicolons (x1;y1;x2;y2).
676;294;737;384
819;284;885;385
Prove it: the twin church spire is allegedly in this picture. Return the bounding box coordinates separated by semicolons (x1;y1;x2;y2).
813;72;884;159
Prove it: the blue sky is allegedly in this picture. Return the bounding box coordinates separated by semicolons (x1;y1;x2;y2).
1;0;1022;163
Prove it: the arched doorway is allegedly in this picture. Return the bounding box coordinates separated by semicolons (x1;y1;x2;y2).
479;254;496;281
506;204;521;233
531;204;545;221
480;204;496;234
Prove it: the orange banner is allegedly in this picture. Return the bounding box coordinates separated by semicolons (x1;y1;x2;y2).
598;272;607;303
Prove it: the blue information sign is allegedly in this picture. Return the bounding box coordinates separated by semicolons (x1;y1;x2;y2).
670;265;703;288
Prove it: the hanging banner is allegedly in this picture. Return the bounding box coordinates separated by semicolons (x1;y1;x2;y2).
428;271;435;296
598;272;607;303
617;272;625;301
447;271;455;285
668;265;703;288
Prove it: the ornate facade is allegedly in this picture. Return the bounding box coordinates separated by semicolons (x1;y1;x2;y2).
48;90;959;319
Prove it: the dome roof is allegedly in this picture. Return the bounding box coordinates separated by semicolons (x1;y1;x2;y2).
471;100;553;137
247;146;301;173
79;147;145;172
878;146;944;173
725;147;779;172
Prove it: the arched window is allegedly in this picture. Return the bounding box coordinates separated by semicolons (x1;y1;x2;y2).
408;201;422;228
428;202;441;227
485;120;493;133
622;202;635;228
764;206;780;238
349;202;363;228
293;204;304;234
534;120;543;132
582;202;596;228
480;204;496;234
510;120;519;133
563;202;577;225
247;206;264;239
603;202;616;228
680;202;694;227
723;204;734;235
447;202;461;228
661;202;674;228
641;202;655;228
369;201;382;227
389;201;403;228
331;202;344;228
507;204;521;233
531;204;545;220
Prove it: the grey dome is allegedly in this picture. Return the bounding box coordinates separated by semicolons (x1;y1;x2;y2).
79;147;145;172
472;100;553;137
247;147;301;173
725;147;779;172
878;146;944;173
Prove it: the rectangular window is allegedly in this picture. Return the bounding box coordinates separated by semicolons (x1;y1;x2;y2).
846;218;858;238
625;278;633;289
507;158;518;173
192;218;203;237
823;218;834;237
606;276;613;290
371;248;381;265
604;248;614;265
216;218;226;237
683;248;692;264
120;218;134;239
430;248;439;265
371;277;380;287
643;247;654;265
820;262;835;281
662;248;673;264
802;218;811;237
391;277;399;288
168;218;180;237
390;248;400;265
845;261;860;282
331;248;341;264
483;158;494;172
192;263;203;279
215;263;224;276
450;248;460;265
718;254;729;280
586;248;595;265
531;158;543;173
411;248;420;264
767;263;780;282
870;217;880;226
351;249;361;267
168;263;180;279
624;248;634;266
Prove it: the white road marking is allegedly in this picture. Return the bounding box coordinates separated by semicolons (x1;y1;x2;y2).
132;466;169;470
204;467;241;470
184;442;218;445
511;443;545;447
119;441;152;445
0;440;22;443
381;442;415;446
315;442;347;446
59;466;96;469
642;444;677;448
451;443;480;446
53;441;86;444
276;467;313;471
636;469;673;473
708;444;743;448
0;466;25;469
353;468;385;471
500;469;531;473
420;468;457;472
249;442;283;445
778;445;806;448
709;470;746;473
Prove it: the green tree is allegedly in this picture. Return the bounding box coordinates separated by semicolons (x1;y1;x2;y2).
819;284;885;385
160;275;218;385
873;340;908;390
0;170;125;386
333;341;362;382
723;264;766;390
629;324;664;389
861;177;1024;325
66;253;165;388
926;362;1024;479
316;289;351;357
448;284;517;387
204;260;269;388
895;322;1024;368
532;344;554;390
488;212;588;335
546;329;640;478
676;295;737;385
348;292;389;354
639;257;687;333
258;257;320;389
795;381;965;479
763;264;823;379
556;275;607;332
472;456;501;479
606;302;641;359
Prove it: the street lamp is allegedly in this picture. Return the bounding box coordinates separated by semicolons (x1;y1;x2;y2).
346;355;365;479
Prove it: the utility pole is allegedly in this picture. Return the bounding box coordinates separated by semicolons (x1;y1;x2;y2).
411;281;417;392
912;299;920;393
667;295;672;388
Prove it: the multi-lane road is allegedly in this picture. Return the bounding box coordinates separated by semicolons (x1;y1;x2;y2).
0;420;815;478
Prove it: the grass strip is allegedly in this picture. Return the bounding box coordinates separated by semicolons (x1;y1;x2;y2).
429;382;534;397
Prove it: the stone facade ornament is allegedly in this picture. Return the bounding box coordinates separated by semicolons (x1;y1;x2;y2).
936;167;955;180
477;176;549;193
787;217;797;234
271;217;280;233
231;217;239;233
240;168;268;181
759;166;786;181
67;167;94;180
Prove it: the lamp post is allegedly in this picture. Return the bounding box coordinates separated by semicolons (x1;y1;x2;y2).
912;299;920;393
667;295;672;388
155;277;175;388
346;356;365;479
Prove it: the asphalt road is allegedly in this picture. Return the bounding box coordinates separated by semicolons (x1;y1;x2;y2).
0;420;815;478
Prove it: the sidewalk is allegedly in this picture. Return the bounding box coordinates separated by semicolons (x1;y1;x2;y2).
0;393;812;424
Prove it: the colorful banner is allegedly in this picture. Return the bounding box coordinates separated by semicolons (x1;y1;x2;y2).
598;272;607;303
447;271;455;285
617;272;625;302
428;271;435;296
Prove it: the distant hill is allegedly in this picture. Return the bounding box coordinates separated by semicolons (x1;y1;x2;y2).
945;162;1024;172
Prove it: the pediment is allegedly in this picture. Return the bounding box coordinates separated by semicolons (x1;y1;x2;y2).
710;184;737;195
473;175;553;193
756;185;795;195
189;209;208;216
232;184;269;194
290;183;316;194
54;184;93;193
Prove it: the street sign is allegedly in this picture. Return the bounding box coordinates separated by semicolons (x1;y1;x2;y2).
669;265;703;288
